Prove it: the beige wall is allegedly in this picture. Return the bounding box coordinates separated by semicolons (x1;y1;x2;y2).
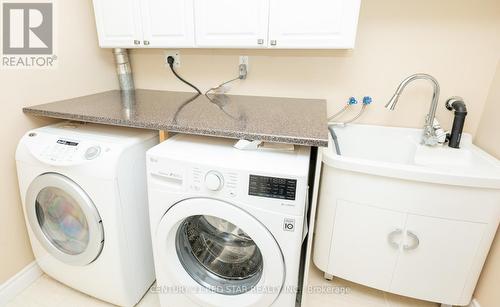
130;0;500;136
475;62;500;158
474;61;500;307
0;1;117;284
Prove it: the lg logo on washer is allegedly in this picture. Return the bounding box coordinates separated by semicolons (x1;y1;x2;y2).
1;0;57;68
283;218;295;232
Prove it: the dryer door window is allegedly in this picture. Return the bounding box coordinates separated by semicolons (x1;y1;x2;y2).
176;215;264;295
35;187;90;255
26;173;104;266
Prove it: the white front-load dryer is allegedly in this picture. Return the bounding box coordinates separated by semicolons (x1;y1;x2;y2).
16;122;158;306
146;134;310;307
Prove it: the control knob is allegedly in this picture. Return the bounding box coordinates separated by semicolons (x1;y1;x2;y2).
84;146;101;160
205;171;224;191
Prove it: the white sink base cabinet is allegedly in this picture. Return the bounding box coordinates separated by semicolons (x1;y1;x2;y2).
313;166;499;306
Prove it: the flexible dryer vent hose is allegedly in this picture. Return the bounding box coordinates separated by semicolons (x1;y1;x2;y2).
113;48;135;91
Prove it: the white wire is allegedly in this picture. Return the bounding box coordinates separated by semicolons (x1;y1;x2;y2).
205;76;241;96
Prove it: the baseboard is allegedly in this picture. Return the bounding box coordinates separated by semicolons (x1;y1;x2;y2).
0;261;42;306
468;298;481;307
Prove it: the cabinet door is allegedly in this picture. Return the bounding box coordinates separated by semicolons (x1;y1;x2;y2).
391;215;485;304
328;200;407;291
141;0;195;47
92;0;143;48
194;0;269;48
268;0;361;49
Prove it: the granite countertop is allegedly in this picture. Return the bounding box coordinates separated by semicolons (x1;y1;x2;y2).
23;89;328;147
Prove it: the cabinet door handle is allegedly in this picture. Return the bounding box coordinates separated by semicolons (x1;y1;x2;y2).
143;40;150;46
257;39;264;45
270;40;277;46
387;228;402;249
133;40;141;45
403;230;420;251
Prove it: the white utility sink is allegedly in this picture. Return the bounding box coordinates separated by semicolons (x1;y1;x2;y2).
323;124;500;189
314;124;500;306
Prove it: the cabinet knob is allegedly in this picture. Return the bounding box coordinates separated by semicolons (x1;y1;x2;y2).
257;39;264;45
270;40;277;46
133;40;141;45
143;40;150;46
403;230;420;251
387;228;403;249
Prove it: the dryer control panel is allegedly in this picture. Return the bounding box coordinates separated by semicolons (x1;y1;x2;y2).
42;138;81;161
24;131;109;166
40;138;94;163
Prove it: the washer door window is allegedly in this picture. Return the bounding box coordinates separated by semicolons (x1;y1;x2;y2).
26;173;104;266
176;215;263;295
156;198;285;307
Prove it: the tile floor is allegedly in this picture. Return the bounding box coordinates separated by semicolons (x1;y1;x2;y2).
6;266;437;307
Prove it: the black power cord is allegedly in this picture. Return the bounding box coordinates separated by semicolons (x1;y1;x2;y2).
167;56;201;94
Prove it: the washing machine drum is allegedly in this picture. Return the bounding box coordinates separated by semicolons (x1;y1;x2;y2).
25;173;104;266
177;215;264;295
157;198;285;307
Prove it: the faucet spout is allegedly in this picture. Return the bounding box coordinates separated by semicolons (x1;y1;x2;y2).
385;93;400;110
386;73;441;146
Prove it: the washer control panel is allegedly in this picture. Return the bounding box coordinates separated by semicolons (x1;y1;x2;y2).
190;167;239;198
147;160;307;216
248;175;297;200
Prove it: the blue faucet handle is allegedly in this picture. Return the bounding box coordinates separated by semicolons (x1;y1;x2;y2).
348;97;358;105
362;96;373;105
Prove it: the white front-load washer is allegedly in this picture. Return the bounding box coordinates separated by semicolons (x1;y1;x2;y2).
146;134;310;307
16;121;158;306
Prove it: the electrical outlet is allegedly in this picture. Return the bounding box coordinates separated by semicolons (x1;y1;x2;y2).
239;56;249;79
164;50;181;68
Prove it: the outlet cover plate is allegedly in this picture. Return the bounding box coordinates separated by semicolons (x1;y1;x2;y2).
239;56;249;79
239;56;249;70
164;50;181;68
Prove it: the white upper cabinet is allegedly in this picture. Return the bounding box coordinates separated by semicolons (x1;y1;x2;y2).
194;0;270;48
93;0;143;48
92;0;361;49
93;0;195;48
268;0;361;48
140;0;195;47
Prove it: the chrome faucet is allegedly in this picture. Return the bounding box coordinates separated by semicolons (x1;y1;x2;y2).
386;73;442;146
